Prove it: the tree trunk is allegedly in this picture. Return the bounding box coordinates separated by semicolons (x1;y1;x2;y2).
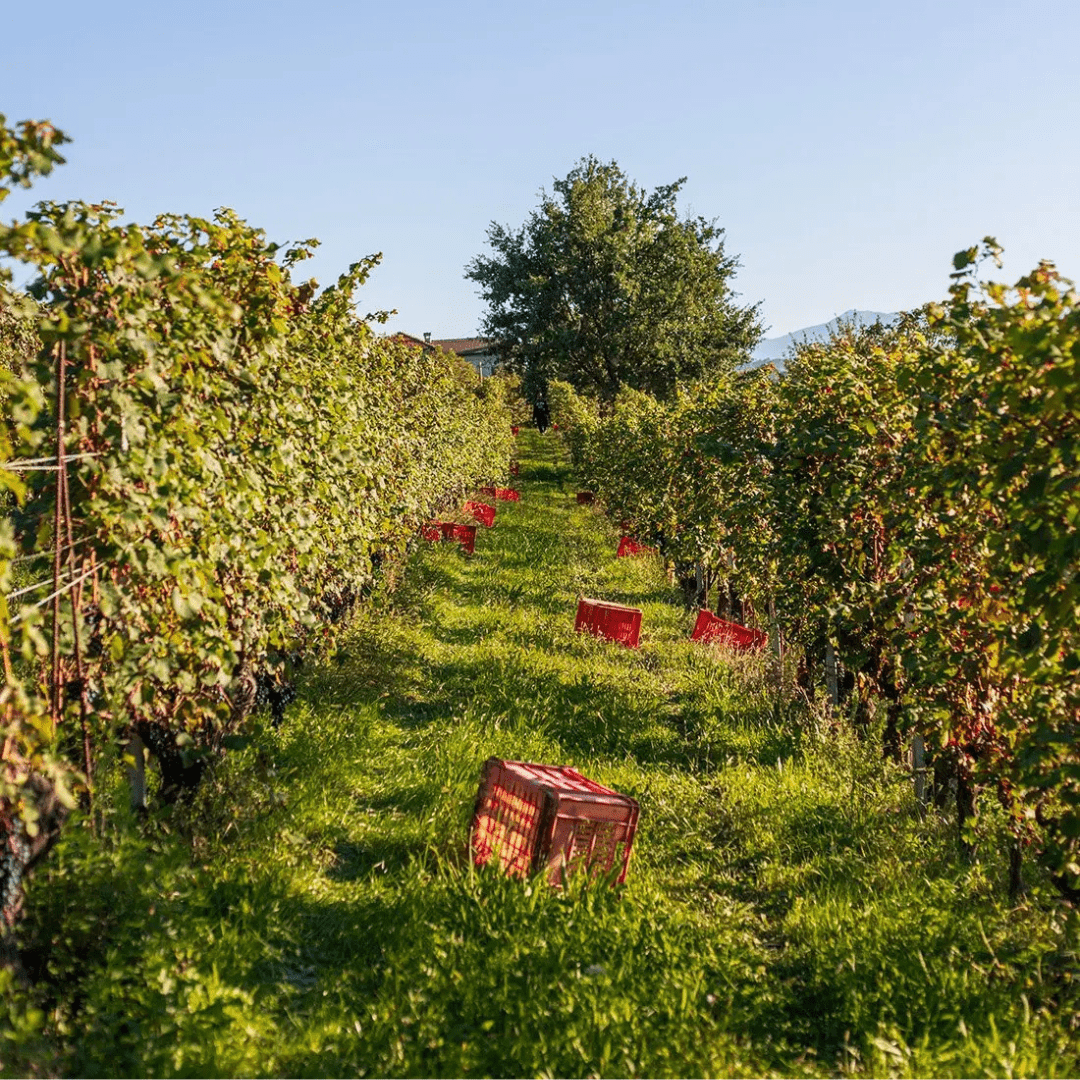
1008;834;1025;901
957;771;978;859
882;701;902;763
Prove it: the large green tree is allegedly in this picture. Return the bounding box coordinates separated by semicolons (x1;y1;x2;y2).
465;156;762;403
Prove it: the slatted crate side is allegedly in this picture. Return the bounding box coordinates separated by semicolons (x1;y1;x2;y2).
616;536;657;558
575;598;642;648
471;771;547;878
545;794;639;885
691;609;766;650
464;500;496;527
439;521;477;553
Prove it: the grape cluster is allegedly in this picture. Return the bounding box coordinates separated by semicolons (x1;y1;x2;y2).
254;671;298;728
321;586;358;625
138;721;205;802
1;825;30;930
83;604;104;658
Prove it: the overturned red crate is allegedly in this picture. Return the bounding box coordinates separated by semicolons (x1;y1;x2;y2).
575;597;642;648
576;491;595;505
439;521;476;554
464;500;496;528
493;487;520;502
470;758;639;886
617;536;657;558
691;610;767;651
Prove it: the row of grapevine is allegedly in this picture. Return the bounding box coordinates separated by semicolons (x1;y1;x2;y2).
552;243;1080;899
0;117;513;937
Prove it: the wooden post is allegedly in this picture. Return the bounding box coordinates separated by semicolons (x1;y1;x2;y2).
128;733;147;813
50;342;67;724
825;642;839;708
912;733;928;817
767;597;783;691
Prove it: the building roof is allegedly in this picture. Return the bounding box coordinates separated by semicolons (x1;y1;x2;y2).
389;332;430;349
430;337;495;356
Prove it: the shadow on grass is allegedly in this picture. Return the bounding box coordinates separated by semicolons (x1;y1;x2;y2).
326;835;429;882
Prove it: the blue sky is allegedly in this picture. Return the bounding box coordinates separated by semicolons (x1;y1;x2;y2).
3;0;1077;339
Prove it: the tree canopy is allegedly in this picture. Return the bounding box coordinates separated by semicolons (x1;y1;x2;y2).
465;156;762;403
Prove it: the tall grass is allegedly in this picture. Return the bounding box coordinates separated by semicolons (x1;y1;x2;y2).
4;431;1077;1078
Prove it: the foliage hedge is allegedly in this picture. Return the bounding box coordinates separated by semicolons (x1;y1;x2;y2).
0;115;512;915
551;244;1080;898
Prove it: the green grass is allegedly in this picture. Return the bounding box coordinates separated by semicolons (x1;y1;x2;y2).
5;431;1079;1078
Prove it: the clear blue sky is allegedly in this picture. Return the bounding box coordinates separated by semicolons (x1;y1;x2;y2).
3;0;1077;339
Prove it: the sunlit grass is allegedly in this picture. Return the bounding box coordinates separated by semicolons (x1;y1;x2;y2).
7;430;1078;1078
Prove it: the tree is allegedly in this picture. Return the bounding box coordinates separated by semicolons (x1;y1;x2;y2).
465;156;762;403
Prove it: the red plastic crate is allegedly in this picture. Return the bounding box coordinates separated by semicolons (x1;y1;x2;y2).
575;597;642;648
439;521;476;554
470;758;639;885
421;522;441;542
576;491;595;505
690;609;767;651
464;500;496;528
617;536;657;558
493;487;519;502
511;425;520;436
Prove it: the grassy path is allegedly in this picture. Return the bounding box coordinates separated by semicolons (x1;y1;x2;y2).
20;432;1077;1078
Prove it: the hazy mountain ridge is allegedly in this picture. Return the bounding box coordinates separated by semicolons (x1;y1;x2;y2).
749;309;899;370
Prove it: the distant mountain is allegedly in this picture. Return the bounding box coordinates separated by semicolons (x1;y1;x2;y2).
748;309;899;371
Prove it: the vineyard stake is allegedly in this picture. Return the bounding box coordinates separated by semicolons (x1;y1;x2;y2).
912;733;928;817
825;641;839;709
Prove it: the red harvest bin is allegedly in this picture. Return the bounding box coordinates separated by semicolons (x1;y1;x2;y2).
464;500;496;528
691;610;767;651
439;521;476;554
470;758;639;886
511;425;520;436
576;491;595;505
575;597;642;648
421;522;441;542
617;536;657;558
489;487;520;502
